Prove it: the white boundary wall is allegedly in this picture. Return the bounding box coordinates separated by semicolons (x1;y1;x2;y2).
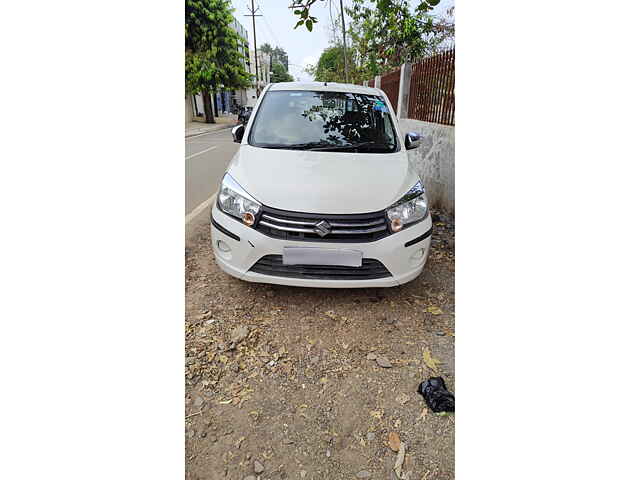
390;62;455;214
399;119;455;214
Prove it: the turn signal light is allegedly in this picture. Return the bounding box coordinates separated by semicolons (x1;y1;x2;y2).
391;218;403;232
242;212;255;226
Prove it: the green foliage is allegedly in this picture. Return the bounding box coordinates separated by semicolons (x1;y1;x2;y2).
259;43;273;55
185;0;251;95
302;0;452;83
260;44;289;71
306;46;348;83
316;46;344;82
272;46;289;71
270;62;294;83
290;0;440;35
291;0;322;31
348;0;441;74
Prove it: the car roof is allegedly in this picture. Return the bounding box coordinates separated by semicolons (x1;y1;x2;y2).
267;81;382;96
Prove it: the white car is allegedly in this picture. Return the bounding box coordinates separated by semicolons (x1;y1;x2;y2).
210;82;432;288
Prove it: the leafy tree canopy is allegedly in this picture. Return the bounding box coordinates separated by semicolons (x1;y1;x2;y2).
270;62;294;83
301;0;453;83
348;0;445;73
185;0;251;95
260;43;289;71
290;0;440;32
272;46;289;71
259;43;273;55
305;45;352;83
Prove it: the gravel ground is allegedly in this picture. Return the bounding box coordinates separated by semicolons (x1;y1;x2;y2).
185;210;455;480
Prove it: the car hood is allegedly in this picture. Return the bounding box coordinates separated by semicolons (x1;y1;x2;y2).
226;145;417;214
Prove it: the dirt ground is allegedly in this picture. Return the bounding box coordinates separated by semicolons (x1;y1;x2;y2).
185;210;455;480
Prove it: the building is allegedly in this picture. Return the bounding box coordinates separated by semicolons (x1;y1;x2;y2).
239;49;272;108
230;17;251;108
247;49;272;102
257;50;272;88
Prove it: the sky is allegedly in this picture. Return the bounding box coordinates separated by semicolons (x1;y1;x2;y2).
229;0;454;82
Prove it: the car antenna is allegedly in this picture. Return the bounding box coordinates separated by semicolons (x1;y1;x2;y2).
324;81;327;86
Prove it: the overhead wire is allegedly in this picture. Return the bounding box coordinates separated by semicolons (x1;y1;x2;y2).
259;8;282;49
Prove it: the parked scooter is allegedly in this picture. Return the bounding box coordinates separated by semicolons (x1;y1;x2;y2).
237;106;253;126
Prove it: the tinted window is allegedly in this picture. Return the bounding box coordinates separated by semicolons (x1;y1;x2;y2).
248;90;398;153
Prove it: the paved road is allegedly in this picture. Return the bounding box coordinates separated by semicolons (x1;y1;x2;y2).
185;127;239;216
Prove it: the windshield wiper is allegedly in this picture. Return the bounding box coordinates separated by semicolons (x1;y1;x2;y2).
254;141;394;152
254;142;332;150
307;141;394;152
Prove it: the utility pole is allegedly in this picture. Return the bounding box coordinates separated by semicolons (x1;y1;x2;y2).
245;1;262;95
339;0;349;83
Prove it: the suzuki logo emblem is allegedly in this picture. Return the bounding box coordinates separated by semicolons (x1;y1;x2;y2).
314;220;331;237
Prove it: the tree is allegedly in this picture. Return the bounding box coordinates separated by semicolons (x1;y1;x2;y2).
259;43;273;55
260;44;289;72
270;62;294;83
186;0;251;123
290;0;441;32
432;6;455;51
272;46;289;71
348;0;444;74
301;0;452;84
306;45;354;83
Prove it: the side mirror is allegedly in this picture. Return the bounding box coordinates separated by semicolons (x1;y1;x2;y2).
231;124;245;143
405;132;422;150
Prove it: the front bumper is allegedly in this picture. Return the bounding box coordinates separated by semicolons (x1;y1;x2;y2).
210;203;432;288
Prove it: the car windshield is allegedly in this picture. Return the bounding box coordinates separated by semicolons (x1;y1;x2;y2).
248;90;399;153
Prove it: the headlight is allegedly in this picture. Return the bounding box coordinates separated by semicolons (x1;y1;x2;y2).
386;181;428;232
217;173;261;226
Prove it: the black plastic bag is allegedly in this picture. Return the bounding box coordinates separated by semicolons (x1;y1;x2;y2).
417;377;455;413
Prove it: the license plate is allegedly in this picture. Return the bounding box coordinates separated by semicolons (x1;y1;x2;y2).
282;247;363;267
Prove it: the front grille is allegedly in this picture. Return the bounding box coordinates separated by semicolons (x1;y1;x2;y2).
249;255;392;280
256;205;390;243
